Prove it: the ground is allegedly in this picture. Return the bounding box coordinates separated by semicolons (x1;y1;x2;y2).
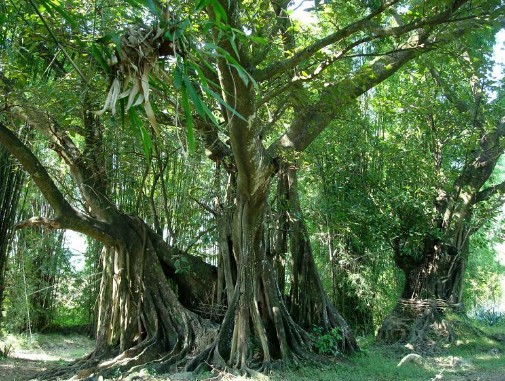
0;328;504;381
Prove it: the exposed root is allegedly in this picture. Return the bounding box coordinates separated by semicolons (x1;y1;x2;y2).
377;299;458;354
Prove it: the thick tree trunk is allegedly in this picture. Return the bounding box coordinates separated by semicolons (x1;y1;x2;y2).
43;216;218;380
189;166;358;373
215;172;237;308
188;187;321;373
284;164;358;352
396;239;468;304
377;232;468;349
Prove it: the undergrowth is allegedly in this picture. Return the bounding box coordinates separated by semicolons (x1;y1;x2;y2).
271;317;505;381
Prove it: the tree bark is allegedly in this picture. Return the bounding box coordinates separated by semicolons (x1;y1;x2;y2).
377;81;505;349
0;119;219;379
283;164;358;352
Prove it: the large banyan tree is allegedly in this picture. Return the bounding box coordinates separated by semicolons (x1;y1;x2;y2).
0;0;503;377
376;42;505;348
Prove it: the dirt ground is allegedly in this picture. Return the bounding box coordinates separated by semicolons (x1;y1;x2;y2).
0;334;95;381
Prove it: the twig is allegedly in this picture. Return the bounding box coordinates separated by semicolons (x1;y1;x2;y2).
25;0;88;83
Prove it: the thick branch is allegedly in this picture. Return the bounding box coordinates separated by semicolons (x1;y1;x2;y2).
212;1;273;195
194;118;233;165
268;38;427;154
16;216;61;230
253;0;467;82
476;180;505;203
0;122;114;244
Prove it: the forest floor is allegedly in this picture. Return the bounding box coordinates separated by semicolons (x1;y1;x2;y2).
0;325;504;381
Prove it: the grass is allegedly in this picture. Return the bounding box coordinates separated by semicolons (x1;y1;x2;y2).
270;343;438;381
1;331;94;361
270;318;505;381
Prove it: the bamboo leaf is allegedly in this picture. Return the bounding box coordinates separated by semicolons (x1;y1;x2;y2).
174;65;183;90
201;83;246;121
122;0;160;16
128;108;153;157
90;44;109;74
186;55;246;121
38;0;80;29
181;86;195;153
184;77;205;116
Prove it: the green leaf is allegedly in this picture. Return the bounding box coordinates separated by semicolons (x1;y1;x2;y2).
173;66;183;90
128;108;153;157
90;44;109;73
139;123;153;157
209;0;228;23
201;83;246;121
38;0;80;29
194;0;212;13
201;43;256;88
172;19;191;41
228;31;240;60
181;86;195;153
249;35;267;45
184;77;219;126
122;0;160;17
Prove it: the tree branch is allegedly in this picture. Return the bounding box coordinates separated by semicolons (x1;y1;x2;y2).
476;180;505;203
268;32;430;155
0;122;114;244
16;216;61;230
252;0;468;82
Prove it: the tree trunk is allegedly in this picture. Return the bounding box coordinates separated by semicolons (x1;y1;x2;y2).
377;230;469;349
45;216;218;380
189;165;358;373
188;183;322;373
284;164;358;352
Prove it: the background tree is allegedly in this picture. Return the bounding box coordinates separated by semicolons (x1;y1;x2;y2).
369;40;505;347
0;146;25;327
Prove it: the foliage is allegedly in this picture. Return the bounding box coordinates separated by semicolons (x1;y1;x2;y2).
311;326;342;356
464;220;505;317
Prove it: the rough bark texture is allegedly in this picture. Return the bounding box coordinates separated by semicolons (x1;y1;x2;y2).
42;216;218;380
283;164;358;353
188;190;320;373
378;82;505;350
0;116;219;380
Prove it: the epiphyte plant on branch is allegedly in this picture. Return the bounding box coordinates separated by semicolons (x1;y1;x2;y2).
92;4;186;131
92;0;248;151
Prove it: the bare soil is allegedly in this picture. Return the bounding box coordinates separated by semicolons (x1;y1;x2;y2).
0;334;94;381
